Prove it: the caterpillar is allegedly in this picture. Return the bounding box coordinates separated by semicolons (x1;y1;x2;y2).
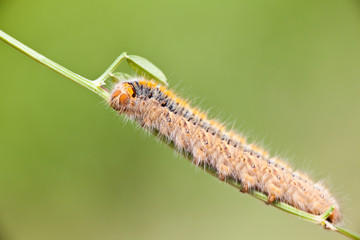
109;77;340;224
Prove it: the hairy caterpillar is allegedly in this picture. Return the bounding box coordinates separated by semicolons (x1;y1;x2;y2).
109;77;340;224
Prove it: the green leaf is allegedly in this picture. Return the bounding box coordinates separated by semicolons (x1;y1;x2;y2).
126;55;168;85
109;72;132;82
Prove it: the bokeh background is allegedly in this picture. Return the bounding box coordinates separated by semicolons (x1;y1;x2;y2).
0;0;360;239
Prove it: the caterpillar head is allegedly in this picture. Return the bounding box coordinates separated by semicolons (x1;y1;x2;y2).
110;82;137;113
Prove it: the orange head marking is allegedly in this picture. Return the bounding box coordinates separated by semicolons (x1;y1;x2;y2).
110;82;136;112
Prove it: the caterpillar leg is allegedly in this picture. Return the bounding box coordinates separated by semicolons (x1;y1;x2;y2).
266;194;276;205
218;173;226;181
240;184;249;193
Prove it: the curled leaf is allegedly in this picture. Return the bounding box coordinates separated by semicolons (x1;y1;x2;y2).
109;72;132;82
126;55;168;85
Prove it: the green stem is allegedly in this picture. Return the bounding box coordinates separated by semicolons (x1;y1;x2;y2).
94;52;128;86
1;29;359;240
0;29;109;100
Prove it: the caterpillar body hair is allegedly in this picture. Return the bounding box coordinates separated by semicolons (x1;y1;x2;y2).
109;77;340;224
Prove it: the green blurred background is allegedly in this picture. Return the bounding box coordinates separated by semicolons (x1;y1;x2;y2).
1;0;360;239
